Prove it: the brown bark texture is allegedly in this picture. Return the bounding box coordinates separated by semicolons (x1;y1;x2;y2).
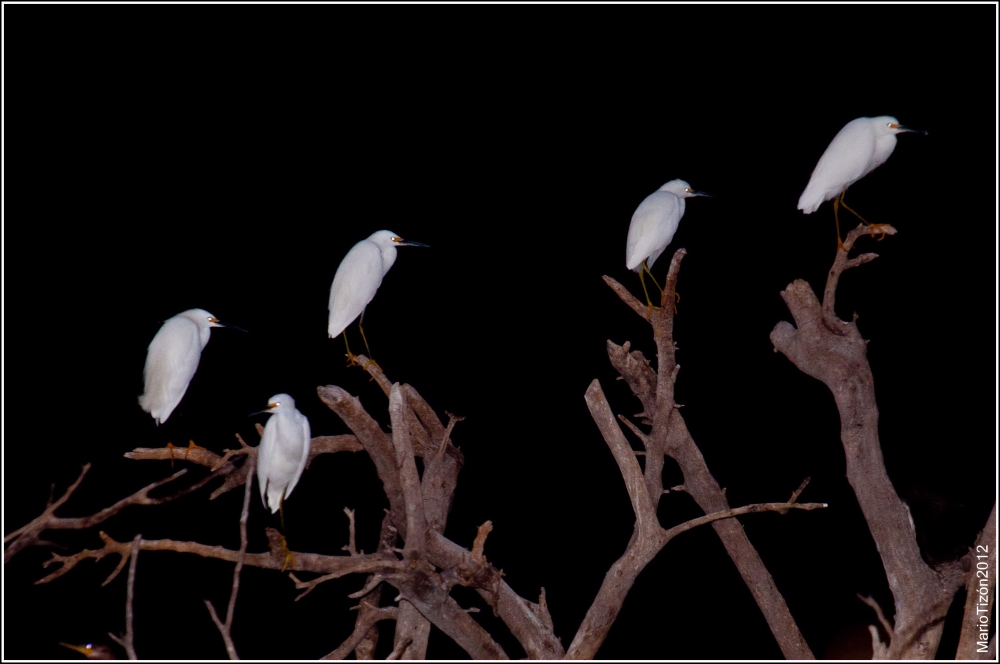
771;223;988;659
572;248;819;660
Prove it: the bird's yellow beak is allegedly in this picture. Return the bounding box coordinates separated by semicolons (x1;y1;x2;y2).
59;643;94;657
268;403;278;409
208;317;220;323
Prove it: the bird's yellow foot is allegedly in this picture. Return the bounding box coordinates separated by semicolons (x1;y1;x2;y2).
361;358;382;374
184;440;207;458
165;441;177;468
867;222;891;241
345;351;360;368
279;534;296;572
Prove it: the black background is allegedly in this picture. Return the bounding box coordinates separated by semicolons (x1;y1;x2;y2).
3;3;996;660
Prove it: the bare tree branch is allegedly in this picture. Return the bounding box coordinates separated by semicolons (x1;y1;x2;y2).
601;248;816;660
205;463;255;659
820;223;897;330
570;378;826;659
323;603;398;660
108;534;141;660
772;223;951;659
957;503;997;659
5;465;211;563
124;432;362;500
318;385;406;522
318;380;561;658
858;593;894;646
389;384;427;558
351;511;398;660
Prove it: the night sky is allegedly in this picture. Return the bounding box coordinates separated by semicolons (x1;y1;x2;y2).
3;3;997;660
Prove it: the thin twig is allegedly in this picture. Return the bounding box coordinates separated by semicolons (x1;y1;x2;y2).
858;593;894;643
322;604;398;660
436;412;466;459
5;466;200;563
342;508;358;556
205;464;254;659
122;535;140;659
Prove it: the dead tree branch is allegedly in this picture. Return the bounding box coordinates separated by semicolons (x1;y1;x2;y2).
568;379;825;659
108;534;141;660
771;222;953;659
323;603;398;660
205;463;255;659
4;464;214;563
957;503;997;659
596;247;816;660
317;374;564;659
124;432;362;500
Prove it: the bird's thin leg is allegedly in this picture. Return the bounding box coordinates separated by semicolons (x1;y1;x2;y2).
279;493;286;534
833;192;847;252
343;332;359;368
840;189;890;241
638;268;658;320
278;492;295;572
641;261;664;294
356;311;382;374
642;261;679;314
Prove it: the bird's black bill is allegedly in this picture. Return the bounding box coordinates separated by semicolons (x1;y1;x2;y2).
221;322;249;333
899;125;928;135
397;240;429;247
693;190;714;198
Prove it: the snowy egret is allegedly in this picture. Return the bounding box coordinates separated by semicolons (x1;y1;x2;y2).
139;309;242;425
626;179;710;314
328;230;428;367
255;393;311;517
797;116;926;248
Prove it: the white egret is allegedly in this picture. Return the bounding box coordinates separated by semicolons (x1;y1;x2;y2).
797;116;926;248
626;179;710;314
328;230;428;367
139;308;241;426
255;394;311;519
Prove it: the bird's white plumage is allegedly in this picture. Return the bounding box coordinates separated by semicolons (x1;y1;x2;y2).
256;393;311;513
626;179;704;272
797;116;910;214
328;230;424;339
139;308;223;425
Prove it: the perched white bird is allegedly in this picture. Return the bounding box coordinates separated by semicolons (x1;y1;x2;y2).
139;308;237;425
328;230;428;363
255;393;311;515
797;116;925;247
626;179;710;311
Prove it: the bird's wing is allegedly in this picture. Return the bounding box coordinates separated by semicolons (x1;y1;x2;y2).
256;417;278;511
139;317;202;424
626;192;680;271
798;119;876;213
283;412;312;500
328;242;384;338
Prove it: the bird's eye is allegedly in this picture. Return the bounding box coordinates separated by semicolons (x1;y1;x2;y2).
391;236;402;242
888;122;898;129
684;188;692;193
208;317;219;323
